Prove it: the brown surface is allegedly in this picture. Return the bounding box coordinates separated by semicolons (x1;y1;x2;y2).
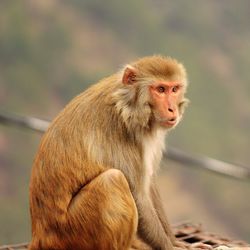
173;223;250;248
0;223;249;250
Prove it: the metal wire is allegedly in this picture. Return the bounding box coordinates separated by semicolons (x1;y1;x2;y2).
1;111;250;181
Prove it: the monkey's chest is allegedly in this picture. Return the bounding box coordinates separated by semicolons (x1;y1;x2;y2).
142;129;166;191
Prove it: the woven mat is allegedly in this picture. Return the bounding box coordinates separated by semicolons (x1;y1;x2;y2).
0;223;249;250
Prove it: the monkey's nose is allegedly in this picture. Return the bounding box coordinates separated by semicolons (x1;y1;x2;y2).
168;108;174;113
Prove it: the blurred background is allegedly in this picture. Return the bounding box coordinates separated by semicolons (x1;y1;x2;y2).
0;0;250;245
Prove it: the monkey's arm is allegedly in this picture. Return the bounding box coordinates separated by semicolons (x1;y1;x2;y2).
150;179;176;242
150;179;187;249
135;192;174;250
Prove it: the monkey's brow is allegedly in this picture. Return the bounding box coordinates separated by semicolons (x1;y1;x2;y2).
157;82;183;86
170;82;183;85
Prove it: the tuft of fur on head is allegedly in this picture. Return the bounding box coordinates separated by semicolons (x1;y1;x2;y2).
130;55;188;87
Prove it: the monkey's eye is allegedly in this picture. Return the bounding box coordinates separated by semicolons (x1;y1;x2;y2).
157;86;165;93
172;86;179;93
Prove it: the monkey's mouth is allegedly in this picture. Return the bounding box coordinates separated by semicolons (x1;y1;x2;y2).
164;118;177;126
157;116;178;127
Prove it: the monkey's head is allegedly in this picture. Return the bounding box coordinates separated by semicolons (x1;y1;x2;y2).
113;55;189;132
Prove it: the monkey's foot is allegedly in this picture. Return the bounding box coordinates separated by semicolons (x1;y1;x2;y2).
130;237;152;250
174;240;189;249
188;242;213;249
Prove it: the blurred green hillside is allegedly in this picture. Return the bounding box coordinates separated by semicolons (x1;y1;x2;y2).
0;0;250;244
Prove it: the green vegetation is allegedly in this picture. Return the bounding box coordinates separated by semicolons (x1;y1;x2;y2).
0;0;249;243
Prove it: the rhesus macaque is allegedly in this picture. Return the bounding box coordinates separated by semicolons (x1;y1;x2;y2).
29;55;189;250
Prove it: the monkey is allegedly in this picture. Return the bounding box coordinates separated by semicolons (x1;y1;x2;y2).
29;55;189;250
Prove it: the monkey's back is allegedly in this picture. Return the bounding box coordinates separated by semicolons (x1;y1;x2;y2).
29;81;118;242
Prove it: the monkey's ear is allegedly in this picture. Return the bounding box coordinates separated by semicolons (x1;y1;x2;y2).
122;66;137;85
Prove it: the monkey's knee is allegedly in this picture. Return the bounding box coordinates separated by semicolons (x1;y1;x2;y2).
101;168;131;190
101;169;137;219
67;169;138;250
100;168;138;223
98;169;138;249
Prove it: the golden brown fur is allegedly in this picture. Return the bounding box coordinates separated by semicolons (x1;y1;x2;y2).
29;55;188;250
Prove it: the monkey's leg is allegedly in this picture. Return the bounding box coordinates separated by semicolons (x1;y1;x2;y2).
67;168;138;250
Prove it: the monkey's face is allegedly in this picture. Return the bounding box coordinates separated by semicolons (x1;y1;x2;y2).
120;56;189;131
149;81;188;129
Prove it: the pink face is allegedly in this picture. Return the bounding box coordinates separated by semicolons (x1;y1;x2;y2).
149;81;184;128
